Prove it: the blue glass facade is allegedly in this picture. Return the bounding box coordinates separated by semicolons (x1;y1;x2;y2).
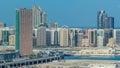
2;30;9;45
54;31;59;45
116;30;120;45
0;52;19;60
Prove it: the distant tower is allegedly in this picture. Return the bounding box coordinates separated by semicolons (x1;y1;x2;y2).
32;6;42;28
97;10;114;29
16;8;33;56
41;11;48;27
97;10;107;29
104;17;114;29
32;0;48;28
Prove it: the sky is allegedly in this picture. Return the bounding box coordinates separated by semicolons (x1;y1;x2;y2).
0;0;120;28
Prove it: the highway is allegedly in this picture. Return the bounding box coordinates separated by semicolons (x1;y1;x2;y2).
0;55;64;68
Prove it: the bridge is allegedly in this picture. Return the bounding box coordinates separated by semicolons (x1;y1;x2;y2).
0;55;64;68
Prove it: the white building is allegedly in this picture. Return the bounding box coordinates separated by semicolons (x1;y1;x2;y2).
97;29;104;47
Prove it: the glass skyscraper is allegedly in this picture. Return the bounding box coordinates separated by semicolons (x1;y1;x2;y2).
97;10;114;29
97;10;106;29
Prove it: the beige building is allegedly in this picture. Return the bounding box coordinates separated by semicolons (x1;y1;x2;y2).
77;48;115;56
59;27;69;47
107;38;115;47
9;35;15;46
82;38;89;47
37;27;46;47
77;33;83;47
0;22;5;28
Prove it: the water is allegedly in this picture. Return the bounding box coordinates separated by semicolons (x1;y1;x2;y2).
64;56;120;60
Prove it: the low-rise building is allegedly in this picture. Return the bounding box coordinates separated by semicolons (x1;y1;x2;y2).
9;35;15;46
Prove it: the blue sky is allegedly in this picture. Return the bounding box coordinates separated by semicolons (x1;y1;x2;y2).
0;0;120;28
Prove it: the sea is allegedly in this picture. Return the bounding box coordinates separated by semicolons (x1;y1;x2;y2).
64;56;120;60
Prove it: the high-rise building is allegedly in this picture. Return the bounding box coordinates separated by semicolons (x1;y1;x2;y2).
2;28;9;45
97;10;107;29
69;28;80;47
32;6;42;28
75;30;78;47
69;29;75;47
16;8;33;56
41;11;48;27
50;30;55;45
97;29;104;47
46;29;51;46
33;28;37;47
114;29;120;45
105;17;114;29
88;29;97;47
9;35;15;46
104;17;114;29
54;30;59;45
97;36;104;47
77;32;83;47
59;27;69;47
33;37;37;47
97;10;114;29
32;6;48;28
37;27;46;47
104;29;113;46
50;22;58;29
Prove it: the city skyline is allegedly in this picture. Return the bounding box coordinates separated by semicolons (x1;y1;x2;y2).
0;0;120;28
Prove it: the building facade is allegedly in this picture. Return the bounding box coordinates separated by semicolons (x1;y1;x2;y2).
59;27;69;47
16;8;33;56
32;6;42;28
97;10;114;29
9;35;15;46
46;29;51;46
2;28;9;45
97;10;107;29
88;29;97;47
115;29;120;45
97;29;104;47
37;27;46;47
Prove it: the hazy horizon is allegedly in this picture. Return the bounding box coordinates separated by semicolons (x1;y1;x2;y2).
0;0;120;28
